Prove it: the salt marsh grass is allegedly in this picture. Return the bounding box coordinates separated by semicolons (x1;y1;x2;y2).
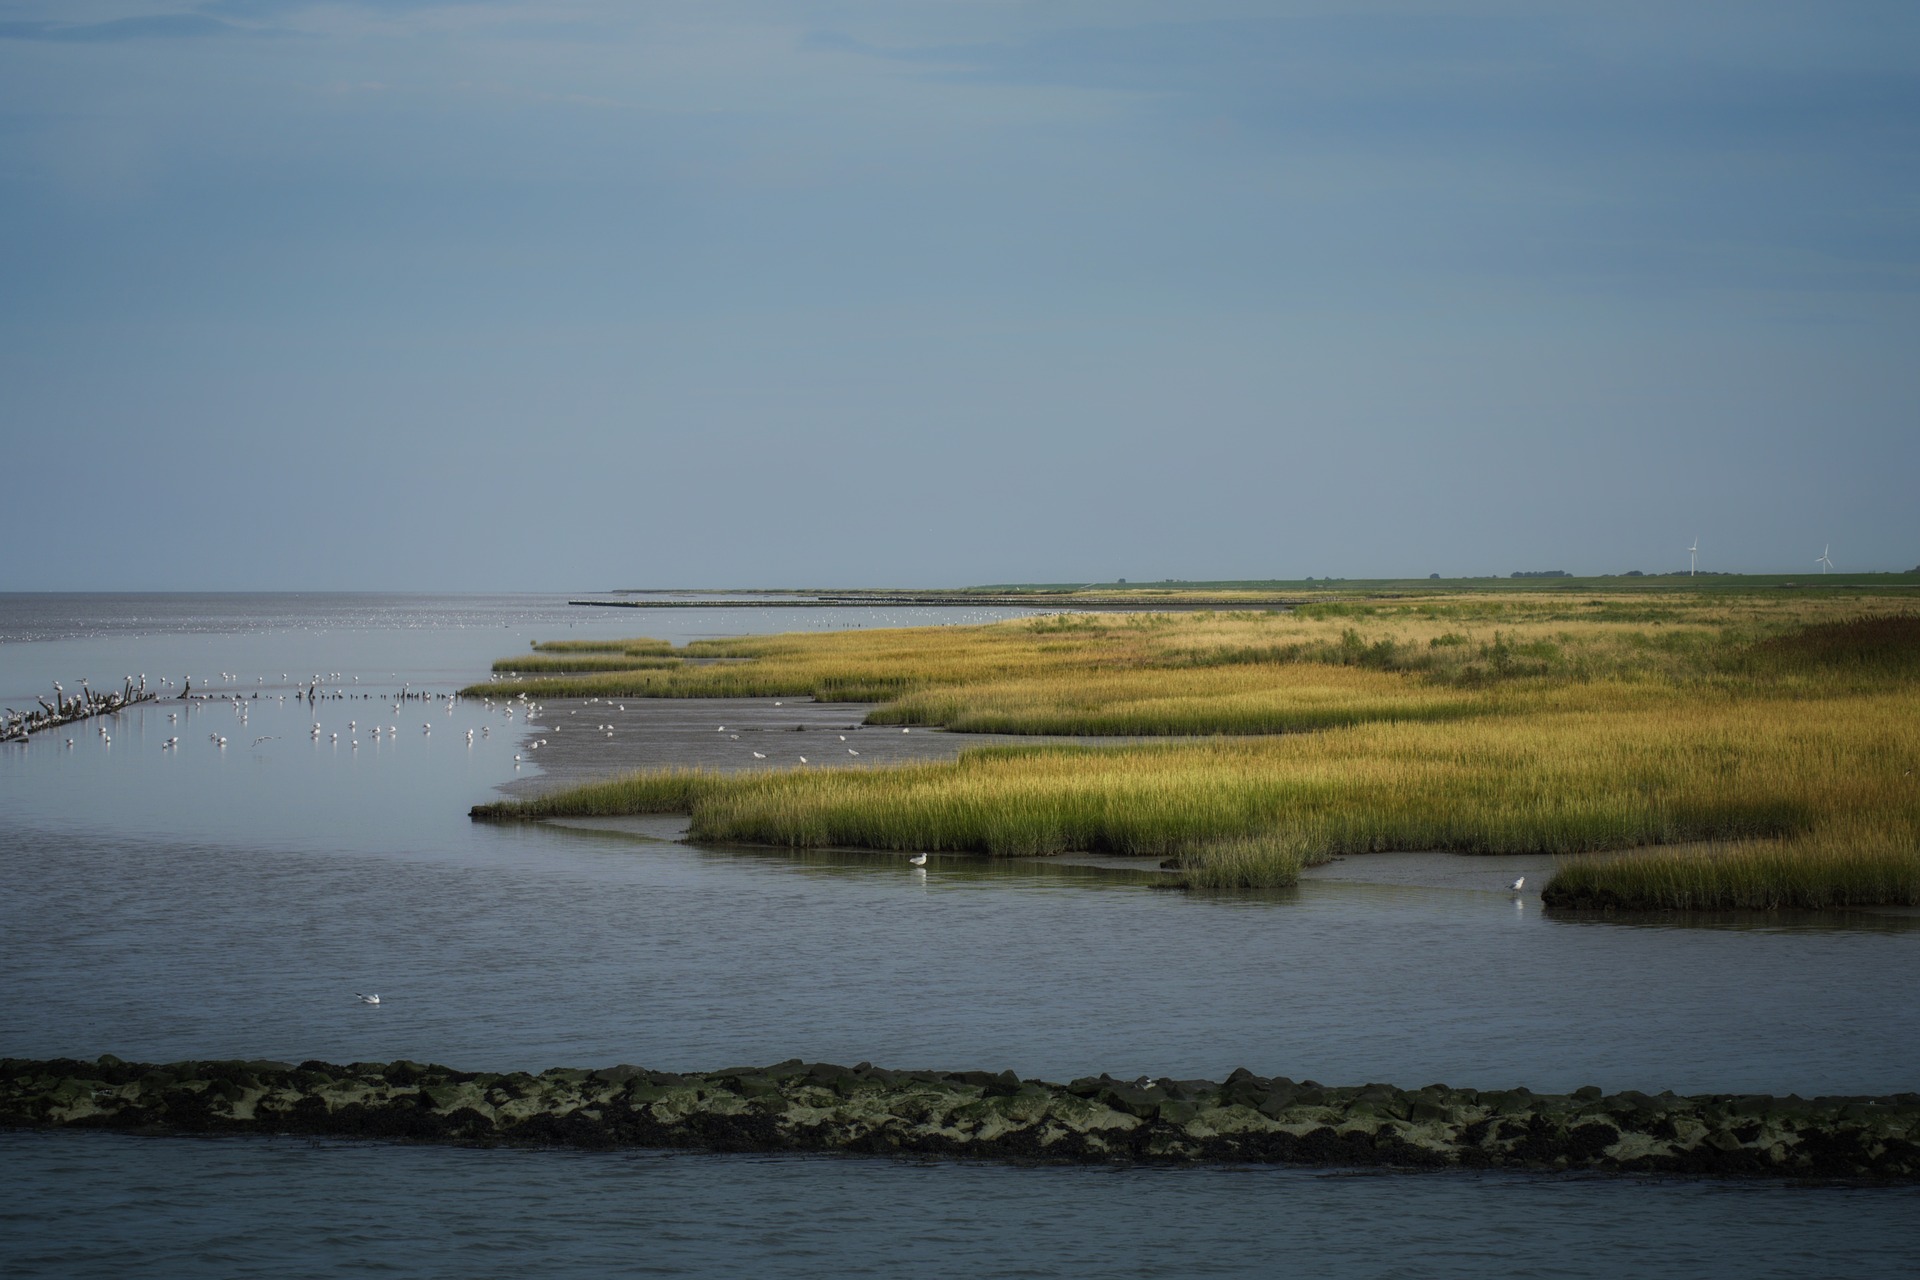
475;689;1918;892
1542;821;1920;911
470;598;1919;899
529;637;675;655
491;655;683;674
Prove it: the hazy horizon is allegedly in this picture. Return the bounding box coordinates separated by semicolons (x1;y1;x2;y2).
4;2;1915;591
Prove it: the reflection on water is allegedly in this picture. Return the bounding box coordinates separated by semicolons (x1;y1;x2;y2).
1545;906;1920;935
6;808;1916;1096
5;1131;1918;1280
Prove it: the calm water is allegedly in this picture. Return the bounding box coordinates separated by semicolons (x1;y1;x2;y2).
3;593;1916;1277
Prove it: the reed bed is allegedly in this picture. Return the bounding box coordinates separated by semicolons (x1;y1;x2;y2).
1174;833;1318;890
529;638;675;655
491;655;683;674
867;665;1483;734
470;601;1920;712
475;690;1919;891
469;601;1918;898
1543;821;1920;911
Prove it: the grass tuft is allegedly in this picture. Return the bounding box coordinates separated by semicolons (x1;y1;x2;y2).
1173;832;1321;889
529;638;675;655
1542;821;1920;911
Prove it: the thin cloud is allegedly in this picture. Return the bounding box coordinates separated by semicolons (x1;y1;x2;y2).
0;14;253;41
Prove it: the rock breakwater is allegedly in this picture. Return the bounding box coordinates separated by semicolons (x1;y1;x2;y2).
5;1056;1916;1178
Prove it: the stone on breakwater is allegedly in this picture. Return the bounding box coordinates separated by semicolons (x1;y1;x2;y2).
3;1056;1916;1179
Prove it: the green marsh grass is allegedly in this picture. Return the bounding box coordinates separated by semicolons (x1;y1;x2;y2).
475;688;1919;891
529;637;674;655
491;655;683;674
1175;833;1318;889
470;602;1920;898
1542;822;1920;911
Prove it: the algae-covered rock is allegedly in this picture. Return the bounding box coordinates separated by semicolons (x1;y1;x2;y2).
4;1055;1915;1179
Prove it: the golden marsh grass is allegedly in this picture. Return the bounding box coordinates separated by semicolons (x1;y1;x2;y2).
471;598;1920;902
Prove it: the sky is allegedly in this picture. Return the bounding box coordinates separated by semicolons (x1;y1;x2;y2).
1;1;1916;590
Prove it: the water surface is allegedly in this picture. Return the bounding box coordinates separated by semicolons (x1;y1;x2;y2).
3;593;1914;1276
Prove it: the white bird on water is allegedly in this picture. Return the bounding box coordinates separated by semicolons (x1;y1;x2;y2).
909;853;928;867
356;993;381;1004
752;751;767;759
1510;876;1526;892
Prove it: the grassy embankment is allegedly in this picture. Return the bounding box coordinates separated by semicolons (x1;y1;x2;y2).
469;596;1920;905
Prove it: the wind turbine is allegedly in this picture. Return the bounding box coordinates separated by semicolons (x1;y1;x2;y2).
1817;544;1834;573
1688;537;1699;576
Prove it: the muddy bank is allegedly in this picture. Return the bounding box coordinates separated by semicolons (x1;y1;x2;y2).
490;696;1142;794
6;1056;1915;1179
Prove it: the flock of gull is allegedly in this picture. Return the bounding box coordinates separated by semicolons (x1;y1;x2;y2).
22;670;1539;911
16;670;490;757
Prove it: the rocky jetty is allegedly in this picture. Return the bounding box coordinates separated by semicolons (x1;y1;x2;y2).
5;1056;1916;1179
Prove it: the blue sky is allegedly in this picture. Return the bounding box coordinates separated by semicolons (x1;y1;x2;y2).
2;1;1915;588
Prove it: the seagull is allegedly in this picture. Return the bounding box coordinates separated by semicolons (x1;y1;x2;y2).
848;748;860;756
251;736;277;747
752;751;767;759
909;853;928;867
798;756;808;764
1509;876;1526;892
355;993;381;1005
